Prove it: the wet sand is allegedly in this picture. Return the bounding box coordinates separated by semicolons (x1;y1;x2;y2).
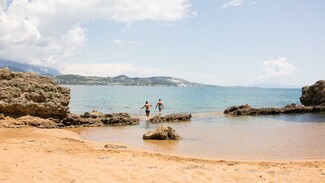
0;128;324;183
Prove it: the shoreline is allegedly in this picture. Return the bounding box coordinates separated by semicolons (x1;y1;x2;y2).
0;127;324;182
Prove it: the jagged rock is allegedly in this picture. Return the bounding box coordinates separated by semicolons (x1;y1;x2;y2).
149;114;192;123
80;111;102;119
0;113;4;120
0;68;70;118
300;80;325;106
62;113;102;126
102;113;139;125
143;126;181;140
62;111;140;127
224;104;325;116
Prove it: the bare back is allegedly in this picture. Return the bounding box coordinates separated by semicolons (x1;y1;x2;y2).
144;104;151;110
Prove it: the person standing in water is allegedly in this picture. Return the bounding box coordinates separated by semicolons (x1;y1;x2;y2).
141;101;152;121
155;99;165;115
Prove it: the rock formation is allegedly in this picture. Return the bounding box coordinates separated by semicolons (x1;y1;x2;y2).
0;68;140;128
143;126;181;140
224;104;325;116
62;110;140;127
149;114;192;123
300;80;325;106
0;67;70;118
0;110;140;128
0;115;60;128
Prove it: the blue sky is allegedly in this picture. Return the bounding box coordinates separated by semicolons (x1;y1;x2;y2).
0;0;324;86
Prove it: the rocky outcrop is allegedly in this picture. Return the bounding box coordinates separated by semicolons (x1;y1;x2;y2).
0;68;140;128
0;110;140;128
143;126;181;140
149;114;192;123
0;115;61;128
300;80;325;106
225;80;325;116
0;67;70;118
224;104;325;116
62;110;140;127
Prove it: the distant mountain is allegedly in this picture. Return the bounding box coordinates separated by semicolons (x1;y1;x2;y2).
0;59;61;76
54;74;210;87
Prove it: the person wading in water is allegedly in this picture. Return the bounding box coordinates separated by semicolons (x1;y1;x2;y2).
141;101;152;121
155;99;165;115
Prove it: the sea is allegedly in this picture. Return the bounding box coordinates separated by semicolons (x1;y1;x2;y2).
67;85;325;160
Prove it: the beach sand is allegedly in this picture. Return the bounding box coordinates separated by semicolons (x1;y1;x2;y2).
0;128;324;183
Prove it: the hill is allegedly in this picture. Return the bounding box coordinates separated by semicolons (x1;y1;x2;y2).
0;60;210;87
54;74;209;87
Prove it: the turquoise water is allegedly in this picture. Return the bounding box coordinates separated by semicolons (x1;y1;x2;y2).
67;85;325;160
68;85;301;115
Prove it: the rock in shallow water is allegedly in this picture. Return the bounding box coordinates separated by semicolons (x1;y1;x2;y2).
300;80;325;106
149;114;192;123
62;110;140;127
224;80;325;116
224;104;325;116
143;126;181;140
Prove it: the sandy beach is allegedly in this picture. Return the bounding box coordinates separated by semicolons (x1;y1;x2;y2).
0;128;324;183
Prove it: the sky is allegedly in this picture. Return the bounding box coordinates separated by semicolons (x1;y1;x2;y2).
0;0;324;87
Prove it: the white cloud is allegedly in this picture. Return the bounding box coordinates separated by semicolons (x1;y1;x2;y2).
222;0;244;8
60;63;165;77
112;39;145;46
191;11;198;16
113;39;123;45
0;0;7;10
0;0;190;66
256;57;298;82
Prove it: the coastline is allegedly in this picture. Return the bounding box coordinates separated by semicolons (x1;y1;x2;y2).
1;128;324;183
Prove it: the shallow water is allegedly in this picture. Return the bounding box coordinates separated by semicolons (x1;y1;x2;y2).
79;113;325;160
67;85;325;160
